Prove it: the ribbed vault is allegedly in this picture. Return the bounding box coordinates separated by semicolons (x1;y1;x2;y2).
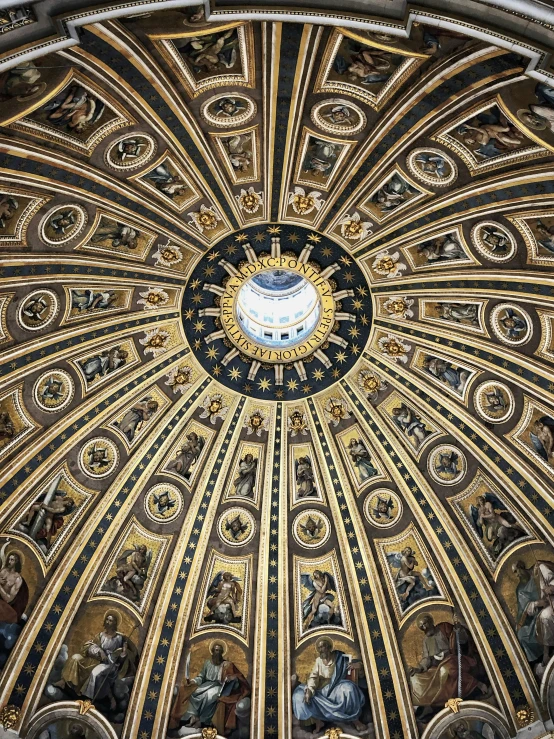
0;4;553;739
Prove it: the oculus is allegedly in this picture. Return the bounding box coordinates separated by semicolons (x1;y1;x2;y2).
221;255;334;363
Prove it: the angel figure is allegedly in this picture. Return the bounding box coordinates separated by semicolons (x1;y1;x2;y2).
392;403;431;448
299;516;324;543
536;220;554;253
387;547;436;608
153;490;175;516
233;454;258;498
458;108;525;158
87;443;111;472
144;163;189;199
49;209;78;237
434;450;460;477
224;134;252;171
530;415;554;463
21;294;50;324
497;308;528;341
204;571;242;624
19;488;76;554
225;514;248;541
295;456;317;498
417;234;466;263
176;29;238;73
479;225;511;255
108;543;152;602
470;493;525;558
483;387;508;415
372;495;395;522
346;438;377;482
43;85;105;134
301;570;341;629
168;432;205;480
372;174;415;213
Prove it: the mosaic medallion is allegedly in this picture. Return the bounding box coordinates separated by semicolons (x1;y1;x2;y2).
40;204;88;245
78;437;119;479
490;303;532;345
144;483;184;523
201;93;257;128
33;369;74;412
217;507;256;546
406;147;458;186
105;133;157;170
310;98;366;135
182;223;372;400
292;509;331;549
17;289;58;331
363;489;402;528
427;444;467;485
473;380;515;423
471;221;517;262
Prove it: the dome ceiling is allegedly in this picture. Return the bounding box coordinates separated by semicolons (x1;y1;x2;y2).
0;5;553;739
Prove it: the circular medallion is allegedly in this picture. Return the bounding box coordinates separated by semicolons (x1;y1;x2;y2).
427;445;467;486
490;303;532;345
201;93;256;128
17;289;58;331
182;224;372;400
78;437;119;479
363;489;402;528
218;507;256;546
406;148;458;186
471;221;517;263
144;483;184;523
310;98;367;135
292;509;331;549
33;369;75;413
105;133;157;170
40;204;88;245
473;380;515;423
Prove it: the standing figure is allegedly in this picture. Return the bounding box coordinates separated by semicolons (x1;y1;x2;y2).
346;437;377;481
233;454;257;498
388;547;434;604
109;544;151;602
296;456;316;498
169;432;205;480
115;397;159;442
0;542;28;624
511;560;542;663
392;403;431;447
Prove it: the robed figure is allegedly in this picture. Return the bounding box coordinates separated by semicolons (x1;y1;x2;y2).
170;641;250;735
62;610;137;708
292;637;366;733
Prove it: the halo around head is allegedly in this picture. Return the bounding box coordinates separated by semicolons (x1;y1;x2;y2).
209;638;228;657
103;608;121;630
314;636;334;653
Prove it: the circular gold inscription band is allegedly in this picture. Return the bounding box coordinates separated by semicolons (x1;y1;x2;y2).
220;255;336;363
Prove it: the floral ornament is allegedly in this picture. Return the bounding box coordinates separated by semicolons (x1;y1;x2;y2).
383;296;414;319
188;204;220;233
323;397;351;427
338;212;373;241
153;242;183;269
199;393;228;424
139;328;171;357
377;333;411;363
288;187;324;216
371;250;407;279
236;187;263;214
357;369;387;401
165;365;194;394
288;409;309;437
138;287;169;310
244;409;269;436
